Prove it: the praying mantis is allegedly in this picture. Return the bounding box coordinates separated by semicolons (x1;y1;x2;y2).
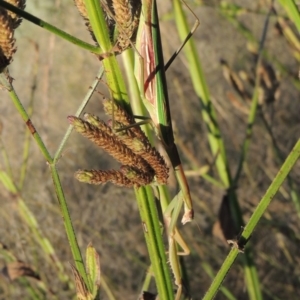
132;0;200;298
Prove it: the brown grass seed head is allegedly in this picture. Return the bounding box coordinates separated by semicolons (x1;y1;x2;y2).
0;8;16;72
75;169;136;188
4;0;26;29
120;165;154;186
68;116;152;174
102;99;169;184
110;0;141;53
102;98;148;141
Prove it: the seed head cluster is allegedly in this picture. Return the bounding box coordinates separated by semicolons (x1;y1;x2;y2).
73;0;141;57
68;99;169;188
0;1;26;72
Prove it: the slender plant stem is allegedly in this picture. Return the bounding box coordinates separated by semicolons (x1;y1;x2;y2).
0;73;53;163
0;0;100;53
241;139;300;240
1;71;89;289
84;0;130;107
135;186;174;300
172;0;230;188
203;138;300;299
233;3;273;186
54;67;105;163
277;0;300;32
50;164;90;290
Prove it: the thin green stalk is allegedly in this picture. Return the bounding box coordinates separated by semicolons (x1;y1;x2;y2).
0;0;100;53
277;0;300;32
241;139;300;240
259;111;300;218
0;137;13;180
135;186;174;300
84;0;129;107
100;275;116;300
201;262;237;300
1;72;89;290
204;138;300;299
140;265;153;294
0;73;52;164
172;0;230;188
53;67;105;163
203;248;240;300
122;36;174;300
50;164;90;290
0;171;70;287
84;0;111;53
19;122;31;189
233;3;272;186
122;49;153;139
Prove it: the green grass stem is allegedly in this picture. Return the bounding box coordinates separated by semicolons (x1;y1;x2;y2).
0;73;53;164
0;171;70;287
53;67;105;163
84;0;130;107
277;0;300;32
0;73;89;290
241;139;300;240
122;39;174;300
233;3;272;186
204;138;300;298
172;0;230;189
50;164;90;290
135;186;174;300
0;0;100;54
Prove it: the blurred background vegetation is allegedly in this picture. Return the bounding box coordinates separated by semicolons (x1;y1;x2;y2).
0;0;300;299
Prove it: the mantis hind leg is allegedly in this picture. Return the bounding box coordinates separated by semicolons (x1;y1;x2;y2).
165;0;200;72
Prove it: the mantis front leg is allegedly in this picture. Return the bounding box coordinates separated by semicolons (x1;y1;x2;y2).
164;191;191;300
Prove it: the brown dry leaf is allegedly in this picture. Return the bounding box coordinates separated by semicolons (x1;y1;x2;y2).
0;8;16;72
4;0;26;29
226;91;250;115
1;261;40;281
258;63;280;105
139;291;157;300
221;59;251;102
71;264;93;300
213;193;238;244
212;219;227;246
